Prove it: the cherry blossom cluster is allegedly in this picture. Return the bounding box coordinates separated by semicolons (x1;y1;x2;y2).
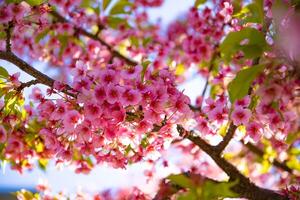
25;61;191;171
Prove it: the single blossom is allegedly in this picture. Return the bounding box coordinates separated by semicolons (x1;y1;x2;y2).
106;84;124;104
246;121;262;143
63;110;82;130
231;107;251;126
234;95;251;108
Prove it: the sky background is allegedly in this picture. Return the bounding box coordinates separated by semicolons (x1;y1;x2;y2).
0;0;206;196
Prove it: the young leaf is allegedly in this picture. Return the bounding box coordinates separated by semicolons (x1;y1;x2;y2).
103;0;113;10
109;0;133;15
220;28;268;62
234;0;264;24
201;180;238;199
0;66;9;78
228;65;264;103
25;0;44;6
167;174;195;189
194;0;206;7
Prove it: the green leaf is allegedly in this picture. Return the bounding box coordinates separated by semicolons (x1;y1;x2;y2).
25;0;44;6
103;0;113;10
109;0;133;15
201;180;238;200
167;174;195;189
178;191;198;200
38;158;48;171
234;0;264;24
35;28;50;43
220;28;268;62
228;65;264;103
107;16;130;29
141;60;151;82
194;0;206;7
0;66;9;78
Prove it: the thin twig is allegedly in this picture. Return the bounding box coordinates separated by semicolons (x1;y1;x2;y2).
0;51;76;97
49;10;138;66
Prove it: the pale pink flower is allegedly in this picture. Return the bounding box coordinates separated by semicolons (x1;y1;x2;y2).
63;110;81;130
106;84;123;104
10;72;21;87
120;89;142;106
99;69;119;85
137;120;152;133
220;2;233;23
84;103;101;120
29;87;43;102
208;107;227;124
231;107;251;126
197;117;211;135
94;85;106;103
234;95;251;108
246;122;262;143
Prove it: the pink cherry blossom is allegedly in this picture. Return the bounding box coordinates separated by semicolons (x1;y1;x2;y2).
106;84;124;104
29;87;44;102
120;89;142;106
63;110;81;130
231;107;251;126
234;95;251;108
246;121;262;143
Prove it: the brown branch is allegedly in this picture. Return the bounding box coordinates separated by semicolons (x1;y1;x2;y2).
5;21;13;52
17;79;39;92
0;51;76;97
215;123;237;154
49;10;138;66
176;125;288;200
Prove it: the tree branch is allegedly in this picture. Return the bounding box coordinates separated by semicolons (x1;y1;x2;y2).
0;51;75;97
5;21;13;52
215;123;237;154
49;10;138;66
176;124;288;200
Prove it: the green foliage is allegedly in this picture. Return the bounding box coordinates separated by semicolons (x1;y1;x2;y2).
25;0;44;6
0;66;9;78
38;158;48;171
167;174;196;189
167;174;238;200
220;28;268;62
107;16;130;28
109;0;133;15
103;0;113;10
228;65;264;103
15;189;40;200
201;180;238;199
194;0;206;7
141;60;151;82
234;0;264;24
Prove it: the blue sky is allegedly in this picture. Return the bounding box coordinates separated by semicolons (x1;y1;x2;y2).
0;0;205;195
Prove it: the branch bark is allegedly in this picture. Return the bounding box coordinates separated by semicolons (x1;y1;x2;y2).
176;124;288;200
0;51;76;97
